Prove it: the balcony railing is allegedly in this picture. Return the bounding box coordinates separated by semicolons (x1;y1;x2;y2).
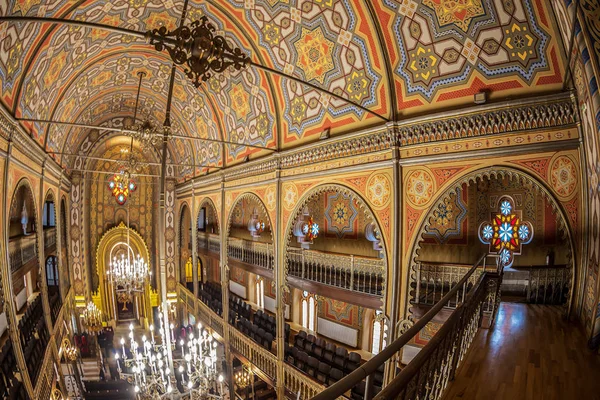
43;227;56;250
284;363;337;400
414;262;486;308
197;232;221;254
227;237;274;270
287;248;385;295
8;235;38;273
229;326;277;380
312;254;500;400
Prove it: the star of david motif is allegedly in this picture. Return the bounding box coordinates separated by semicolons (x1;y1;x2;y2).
478;195;533;268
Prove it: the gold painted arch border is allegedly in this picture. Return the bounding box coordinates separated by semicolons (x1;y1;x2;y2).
405;165;578;319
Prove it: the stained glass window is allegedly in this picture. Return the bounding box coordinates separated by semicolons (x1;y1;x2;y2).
478;195;533;268
107;171;137;205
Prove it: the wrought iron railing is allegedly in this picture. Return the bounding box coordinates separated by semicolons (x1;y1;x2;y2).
227;237;274;270
8;235;38;273
413;262;486;308
519;265;569;305
312;254;500;400
287;248;385;295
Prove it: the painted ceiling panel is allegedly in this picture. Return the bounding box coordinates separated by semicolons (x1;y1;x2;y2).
0;0;566;178
373;0;565;114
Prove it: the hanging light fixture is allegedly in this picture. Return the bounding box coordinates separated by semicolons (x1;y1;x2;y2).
109;252;150;295
107;185;151;295
116;303;225;399
124;71;164;151
147;16;250;88
81;301;103;335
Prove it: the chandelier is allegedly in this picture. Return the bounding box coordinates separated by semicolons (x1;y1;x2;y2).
81;301;103;335
109;252;150;295
116;304;225;399
148;16;250;87
131;120;161;150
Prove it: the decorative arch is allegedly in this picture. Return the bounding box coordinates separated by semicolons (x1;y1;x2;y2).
59;195;70;294
283;183;388;309
405;166;577;317
197;197;220;234
94;222;152;326
226;192;274;243
178;203;192;285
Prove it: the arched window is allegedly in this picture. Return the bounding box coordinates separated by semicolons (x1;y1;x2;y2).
301;291;317;332
256;278;264;309
46;256;58;287
185;257;193;283
371;310;387;355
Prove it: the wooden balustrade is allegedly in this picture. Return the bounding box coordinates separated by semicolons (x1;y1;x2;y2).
186;287;224;337
228;326;277;380
287;248;384;295
43;227;56;251
283;364;333;400
414;262;486;308
227;237;273;270
197;232;221;254
8;235;37;273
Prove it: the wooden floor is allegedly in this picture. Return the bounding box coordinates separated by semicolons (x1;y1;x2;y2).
443;303;600;400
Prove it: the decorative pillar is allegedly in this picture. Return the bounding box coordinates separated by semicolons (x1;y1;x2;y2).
274;161;286;399
69;171;88;304
191;184;199;298
220;180;234;399
387;139;402;385
38;162;53;334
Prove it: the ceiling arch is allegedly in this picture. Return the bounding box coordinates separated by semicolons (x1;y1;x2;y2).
0;0;567;180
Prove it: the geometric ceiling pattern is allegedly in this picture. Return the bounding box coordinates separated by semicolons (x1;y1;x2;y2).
0;0;565;181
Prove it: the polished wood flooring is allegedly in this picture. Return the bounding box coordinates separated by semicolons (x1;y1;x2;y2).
443;303;600;400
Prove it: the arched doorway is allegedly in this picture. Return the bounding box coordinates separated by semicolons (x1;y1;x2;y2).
95;222;152;327
179;204;192;289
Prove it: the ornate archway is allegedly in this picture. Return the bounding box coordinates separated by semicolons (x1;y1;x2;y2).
95;222;153;327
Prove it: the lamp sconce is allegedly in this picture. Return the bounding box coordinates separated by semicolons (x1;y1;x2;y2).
365;222;383;253
247;208;265;240
293;206;319;249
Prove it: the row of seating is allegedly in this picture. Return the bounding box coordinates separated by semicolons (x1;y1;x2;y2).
18;296;43;349
229;293;252;320
24;318;50;384
0;340;26;400
291;331;362;375
286;330;384;392
236;317;274;351
253;309;276;337
199;282;223;316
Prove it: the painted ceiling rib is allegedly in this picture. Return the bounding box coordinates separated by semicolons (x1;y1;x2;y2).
16;118;274;151
45;151;222;169
250;61;390;123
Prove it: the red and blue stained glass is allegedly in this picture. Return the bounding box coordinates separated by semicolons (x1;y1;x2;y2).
478;196;533;268
107;173;137;205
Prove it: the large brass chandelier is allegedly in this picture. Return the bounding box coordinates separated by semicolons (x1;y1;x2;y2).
109;252;150;295
81;301;103;334
116;303;224;399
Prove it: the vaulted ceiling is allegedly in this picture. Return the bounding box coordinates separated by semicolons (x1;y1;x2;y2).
0;0;566;180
